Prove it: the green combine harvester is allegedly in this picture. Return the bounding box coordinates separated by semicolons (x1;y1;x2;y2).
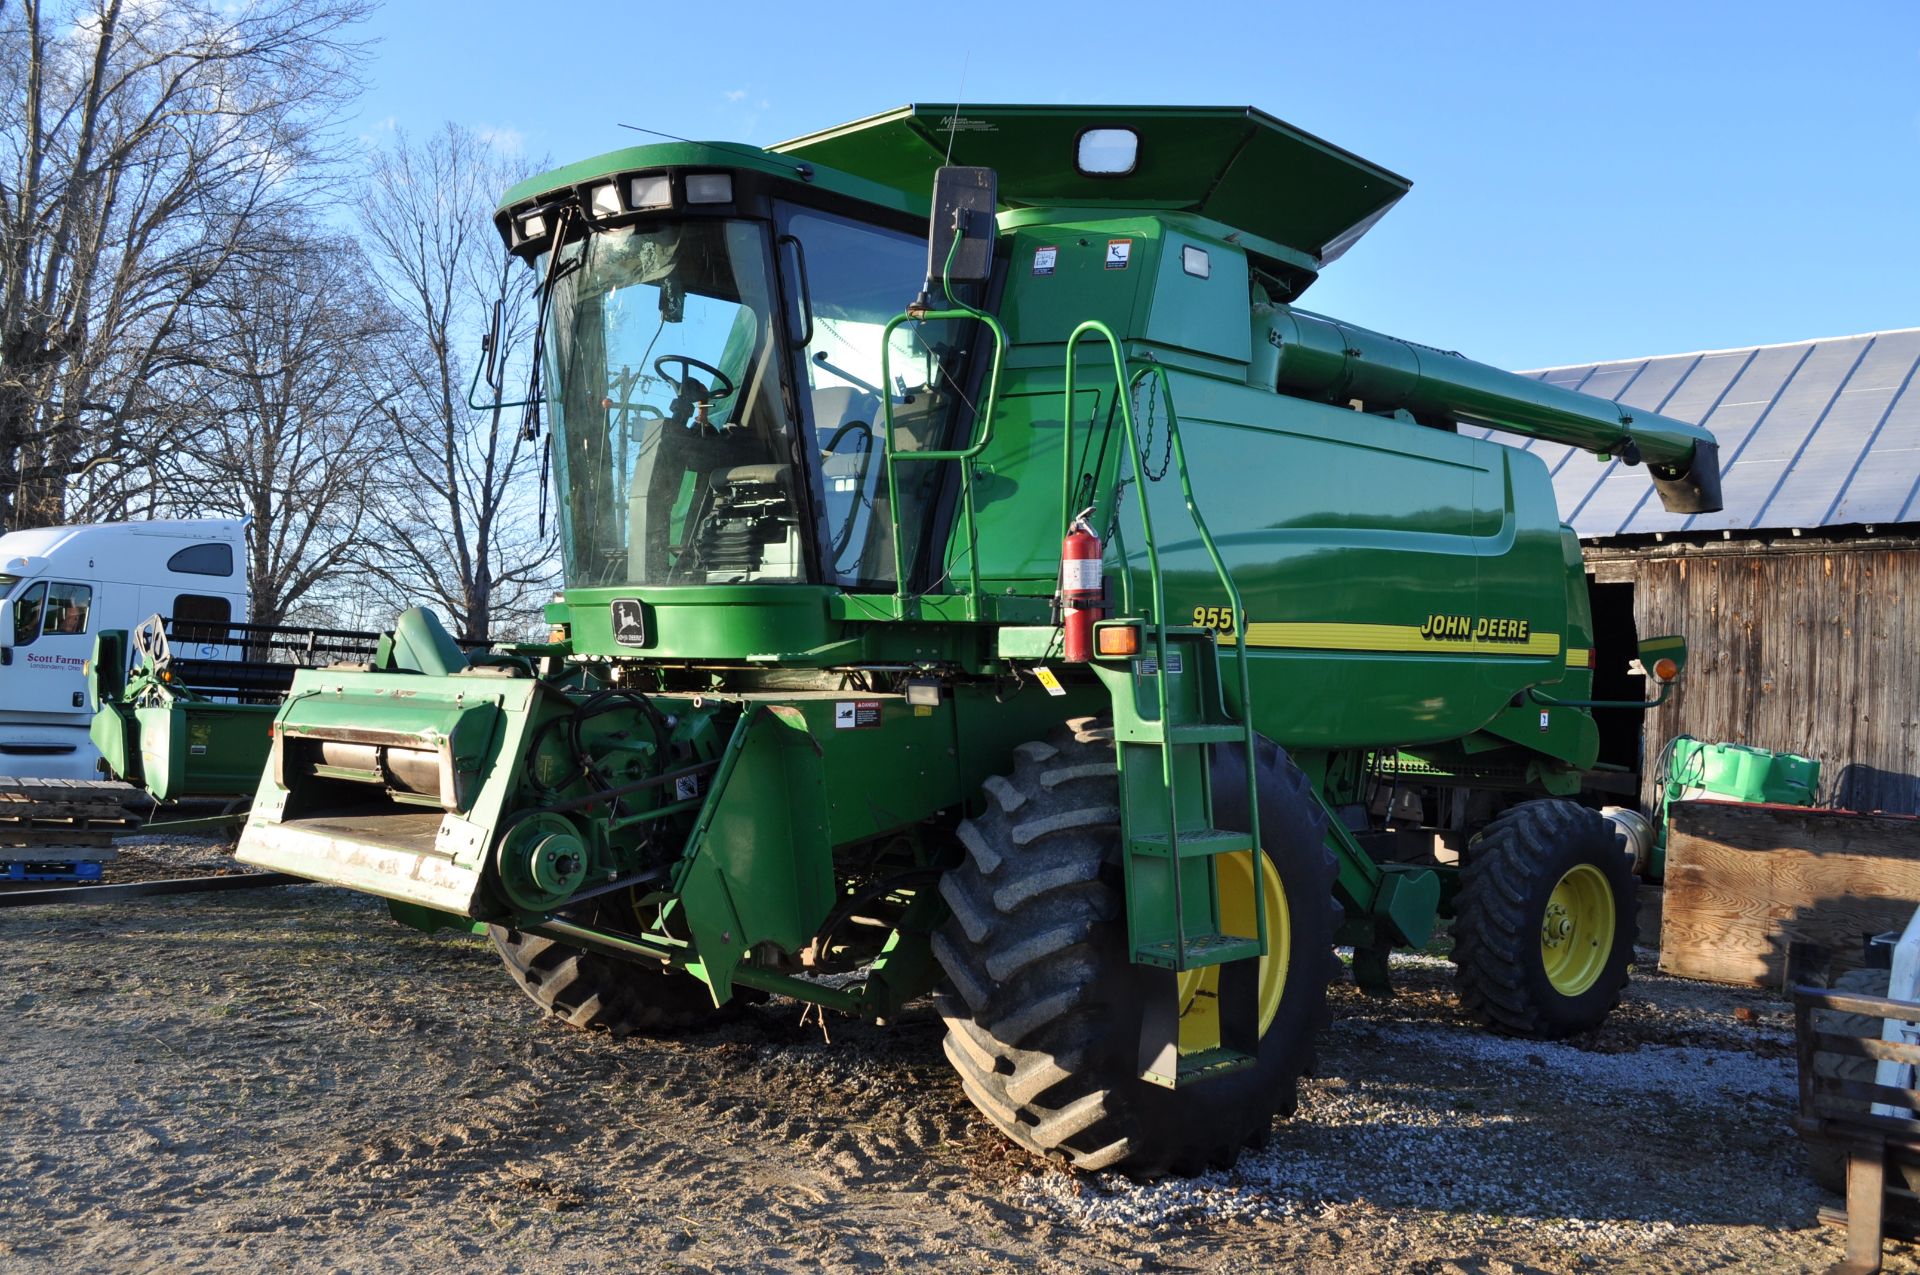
224;105;1720;1175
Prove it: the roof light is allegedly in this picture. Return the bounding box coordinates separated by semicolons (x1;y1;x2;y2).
685;173;733;204
590;183;622;219
628;173;671;209
1076;128;1138;176
518;211;548;240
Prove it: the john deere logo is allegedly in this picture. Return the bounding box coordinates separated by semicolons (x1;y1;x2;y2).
1420;614;1531;642
610;598;646;647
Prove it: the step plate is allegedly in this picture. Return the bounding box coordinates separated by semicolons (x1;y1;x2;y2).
1129;828;1254;859
1133;933;1262;970
1143;1045;1257;1089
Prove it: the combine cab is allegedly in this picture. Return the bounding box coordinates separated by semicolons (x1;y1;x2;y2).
235;104;1719;1175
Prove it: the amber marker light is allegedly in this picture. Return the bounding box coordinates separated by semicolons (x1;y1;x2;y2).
1652;657;1679;682
1095;626;1141;657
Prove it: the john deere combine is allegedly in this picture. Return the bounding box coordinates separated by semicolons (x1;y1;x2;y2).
234;105;1720;1175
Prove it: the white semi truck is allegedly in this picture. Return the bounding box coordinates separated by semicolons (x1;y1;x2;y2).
0;519;249;780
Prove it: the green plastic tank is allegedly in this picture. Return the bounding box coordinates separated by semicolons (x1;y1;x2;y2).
1652;735;1822;875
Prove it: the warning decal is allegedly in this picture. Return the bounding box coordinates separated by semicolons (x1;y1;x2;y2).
834;700;884;730
1033;245;1058;275
1105;239;1132;270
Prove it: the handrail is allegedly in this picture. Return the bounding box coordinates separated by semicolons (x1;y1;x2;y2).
1061;323;1265;965
876;306;1006;607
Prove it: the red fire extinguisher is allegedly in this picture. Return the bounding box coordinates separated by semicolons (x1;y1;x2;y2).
1061;509;1102;663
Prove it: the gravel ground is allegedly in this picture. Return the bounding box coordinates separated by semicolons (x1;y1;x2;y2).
0;837;1912;1273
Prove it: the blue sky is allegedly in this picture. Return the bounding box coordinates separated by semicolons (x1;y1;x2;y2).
354;1;1919;370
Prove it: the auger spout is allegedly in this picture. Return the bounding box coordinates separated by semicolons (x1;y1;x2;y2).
1265;307;1723;514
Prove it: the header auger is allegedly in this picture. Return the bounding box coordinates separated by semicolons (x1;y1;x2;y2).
212;103;1715;1176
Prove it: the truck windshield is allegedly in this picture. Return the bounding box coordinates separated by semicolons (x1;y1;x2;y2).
543;221;806;586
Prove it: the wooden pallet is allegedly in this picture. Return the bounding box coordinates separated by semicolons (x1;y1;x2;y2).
0;777;140;852
1795;983;1920;1273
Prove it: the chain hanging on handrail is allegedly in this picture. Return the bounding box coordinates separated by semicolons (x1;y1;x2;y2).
1131;377;1172;482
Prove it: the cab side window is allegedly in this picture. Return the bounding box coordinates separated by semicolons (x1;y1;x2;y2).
167;543;234;577
12;582;46;646
44;582;92;636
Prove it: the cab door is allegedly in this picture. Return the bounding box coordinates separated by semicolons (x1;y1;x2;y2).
7;581;97;717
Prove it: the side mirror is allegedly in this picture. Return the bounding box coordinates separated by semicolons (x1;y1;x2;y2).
777;234;814;349
1630;635;1689;684
480;297;503;392
920;165;998;302
0;598;12;663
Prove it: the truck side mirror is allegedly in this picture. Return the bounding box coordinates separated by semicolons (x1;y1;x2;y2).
919;165;998;304
1630;635;1688;684
0;599;11;665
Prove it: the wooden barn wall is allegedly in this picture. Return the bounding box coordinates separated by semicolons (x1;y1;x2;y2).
1601;544;1920;816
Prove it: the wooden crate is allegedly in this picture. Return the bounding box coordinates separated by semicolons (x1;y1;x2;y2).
0;777;140;853
1662;800;1920;988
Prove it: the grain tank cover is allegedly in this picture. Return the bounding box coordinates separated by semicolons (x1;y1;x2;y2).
775;105;1411;290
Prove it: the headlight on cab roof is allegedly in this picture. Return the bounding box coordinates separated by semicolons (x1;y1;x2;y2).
684;173;733;204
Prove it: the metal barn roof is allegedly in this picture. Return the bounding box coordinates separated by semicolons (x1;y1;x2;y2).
1469;328;1920;539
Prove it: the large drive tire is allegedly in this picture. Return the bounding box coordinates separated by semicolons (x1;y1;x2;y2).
488;899;734;1036
1453;799;1635;1039
932;719;1339;1177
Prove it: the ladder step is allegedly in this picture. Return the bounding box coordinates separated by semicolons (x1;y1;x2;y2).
1133;722;1246;745
1129;828;1254;859
1173;1047;1257;1084
1133;933;1262;970
1141;1046;1257;1089
1165;724;1246;745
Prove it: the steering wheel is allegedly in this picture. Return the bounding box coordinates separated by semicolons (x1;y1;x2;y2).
654;355;736;403
820;420;875;563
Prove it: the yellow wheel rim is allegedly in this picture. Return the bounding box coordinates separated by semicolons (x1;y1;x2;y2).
1540;862;1615;996
1177;851;1290;1054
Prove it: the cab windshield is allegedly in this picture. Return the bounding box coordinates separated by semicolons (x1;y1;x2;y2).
544;220;804;586
539;212;975;591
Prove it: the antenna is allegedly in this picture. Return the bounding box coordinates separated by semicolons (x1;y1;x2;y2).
943;51;972;167
615;123;813;180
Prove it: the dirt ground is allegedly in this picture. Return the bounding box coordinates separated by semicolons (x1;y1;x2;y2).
1;845;1913;1273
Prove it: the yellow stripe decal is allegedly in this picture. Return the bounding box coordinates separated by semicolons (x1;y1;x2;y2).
1224;622;1561;657
1565;647;1591;667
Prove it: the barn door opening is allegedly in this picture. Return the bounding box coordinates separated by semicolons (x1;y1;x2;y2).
1588;577;1645;774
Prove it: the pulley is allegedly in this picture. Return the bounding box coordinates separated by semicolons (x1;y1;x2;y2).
496;812;591;912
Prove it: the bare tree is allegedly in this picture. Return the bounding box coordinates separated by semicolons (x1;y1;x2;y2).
357;123;553;642
155;225;400;628
0;0;370;530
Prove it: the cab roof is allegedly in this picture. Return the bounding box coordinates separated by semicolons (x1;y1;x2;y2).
774;104;1411;278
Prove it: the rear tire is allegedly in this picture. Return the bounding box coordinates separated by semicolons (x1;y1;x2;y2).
488;899;735;1036
1452;799;1635;1039
932;719;1338;1177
